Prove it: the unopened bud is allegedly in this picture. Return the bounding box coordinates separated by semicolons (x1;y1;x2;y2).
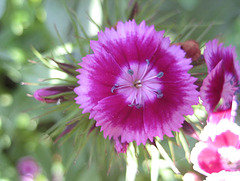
175;40;201;61
182;121;199;140
51;59;77;76
183;172;202;181
54;121;78;143
33;86;75;103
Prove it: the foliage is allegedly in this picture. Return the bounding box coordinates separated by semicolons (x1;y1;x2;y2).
0;0;240;180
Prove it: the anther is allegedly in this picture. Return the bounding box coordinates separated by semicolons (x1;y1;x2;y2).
128;103;143;109
156;89;163;98
156;72;164;78
146;59;150;65
111;84;118;93
135;104;143;109
128;69;134;75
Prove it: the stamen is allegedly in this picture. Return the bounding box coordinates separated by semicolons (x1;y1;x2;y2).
146;59;150;65
135;104;142;109
128;103;142;109
128;69;134;75
156;72;164;78
114;61;164;108
143;71;164;82
156;89;163;98
111;83;133;93
111;84;118;93
144;85;163;99
139;59;150;80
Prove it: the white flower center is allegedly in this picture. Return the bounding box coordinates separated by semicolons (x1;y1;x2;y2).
111;59;163;108
218;146;240;170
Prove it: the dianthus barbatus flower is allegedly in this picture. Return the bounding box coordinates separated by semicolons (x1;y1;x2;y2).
200;39;240;113
190;119;240;176
74;20;199;145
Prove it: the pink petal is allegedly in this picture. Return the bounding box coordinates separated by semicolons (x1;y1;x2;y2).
204;39;224;73
93;95;147;145
198;147;223;174
212;130;240;148
200;60;225;112
191;142;223;175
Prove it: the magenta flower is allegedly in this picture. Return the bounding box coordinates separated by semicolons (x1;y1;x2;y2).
200;39;240;113
190;119;240;176
74;20;199;145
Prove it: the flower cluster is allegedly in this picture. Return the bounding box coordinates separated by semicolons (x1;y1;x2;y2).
32;18;240;180
191;119;240;175
190;39;240;180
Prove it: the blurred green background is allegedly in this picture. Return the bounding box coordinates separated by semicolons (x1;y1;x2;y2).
0;0;240;180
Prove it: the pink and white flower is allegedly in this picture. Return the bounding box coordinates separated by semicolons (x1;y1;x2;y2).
191;119;240;176
74;20;199;145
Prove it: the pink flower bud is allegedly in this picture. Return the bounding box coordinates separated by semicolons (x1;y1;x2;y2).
34;86;75;103
17;156;40;178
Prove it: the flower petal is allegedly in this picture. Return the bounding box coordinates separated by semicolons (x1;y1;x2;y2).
191;142;223;176
93;95;147;145
200;60;225;112
204;39;224;73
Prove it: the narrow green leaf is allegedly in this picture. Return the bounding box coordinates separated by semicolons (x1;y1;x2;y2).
168;140;176;163
31;46;56;69
155;138;181;175
86;12;103;31
54;25;78;65
180;23;200;42
179;131;190;162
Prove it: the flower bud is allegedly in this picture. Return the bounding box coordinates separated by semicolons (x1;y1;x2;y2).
54;121;78;143
51;59;77;76
182;172;202;181
33;86;75;103
17;156;40;179
175;40;201;61
182;121;199;140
